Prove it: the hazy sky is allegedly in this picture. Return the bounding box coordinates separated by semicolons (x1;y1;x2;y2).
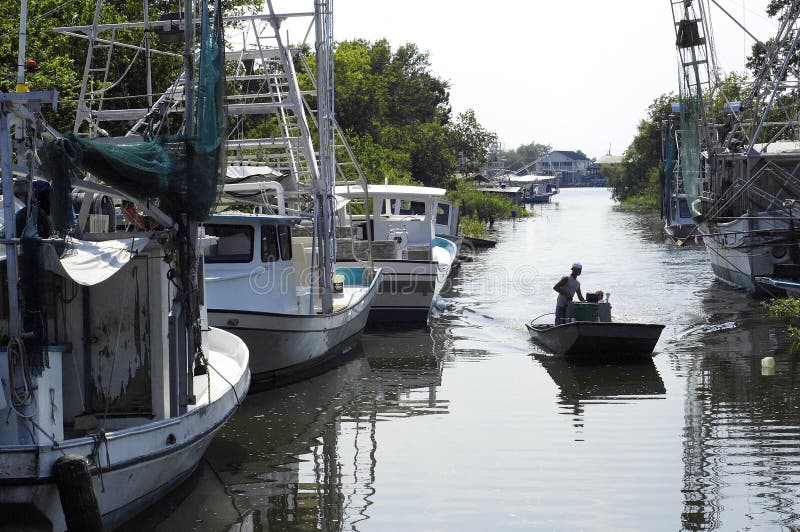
274;1;779;159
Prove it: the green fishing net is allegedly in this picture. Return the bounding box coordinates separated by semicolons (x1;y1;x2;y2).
40;0;225;223
680;94;704;219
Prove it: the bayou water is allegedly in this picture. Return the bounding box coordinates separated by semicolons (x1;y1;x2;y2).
124;187;797;531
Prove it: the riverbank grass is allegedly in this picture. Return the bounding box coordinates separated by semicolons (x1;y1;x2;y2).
765;297;800;343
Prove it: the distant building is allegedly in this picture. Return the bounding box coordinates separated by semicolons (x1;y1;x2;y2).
595;154;623;166
533;150;592;186
586;154;623;186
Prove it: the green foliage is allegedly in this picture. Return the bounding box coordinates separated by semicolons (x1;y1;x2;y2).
447;181;518;225
765;297;800;341
450;109;497;174
332;39;495;188
459;214;485;238
607;93;675;205
616;169;661;211
503;141;551;172
346;133;414;185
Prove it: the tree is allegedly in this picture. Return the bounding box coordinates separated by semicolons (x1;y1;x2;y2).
607;93;674;202
331;39;494;187
503;141;551;173
449;109;497;175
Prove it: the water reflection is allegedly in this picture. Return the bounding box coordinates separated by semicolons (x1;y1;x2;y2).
677;285;800;530
120;189;800;530
534;355;666;423
124;329;450;531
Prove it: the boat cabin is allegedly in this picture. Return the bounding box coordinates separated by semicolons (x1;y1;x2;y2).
433;198;460;239
334;185;447;261
203;214;309;314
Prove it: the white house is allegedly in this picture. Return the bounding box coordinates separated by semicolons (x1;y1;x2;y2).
533;150;591;185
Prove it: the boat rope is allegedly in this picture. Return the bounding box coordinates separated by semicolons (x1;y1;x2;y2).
7;337;34;415
89;430;110;492
204;358;241;407
529;312;555;325
28;417;67;455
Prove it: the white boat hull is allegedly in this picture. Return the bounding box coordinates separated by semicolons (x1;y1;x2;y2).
209;272;380;384
701;217;793;292
338;238;456;324
0;328;250;531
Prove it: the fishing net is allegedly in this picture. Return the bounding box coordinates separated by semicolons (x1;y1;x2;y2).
39;0;225;223
679;94;704;219
663;127;677;219
19;208;49;376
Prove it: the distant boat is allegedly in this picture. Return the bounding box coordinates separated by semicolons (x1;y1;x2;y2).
664;193;697;240
661;110;698;241
516;175;560;204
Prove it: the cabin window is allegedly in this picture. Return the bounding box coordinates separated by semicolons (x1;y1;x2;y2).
435;203;450;226
381;199;426;216
278;224;292;260
678;198;691;218
204;225;254;263
261;224;279;262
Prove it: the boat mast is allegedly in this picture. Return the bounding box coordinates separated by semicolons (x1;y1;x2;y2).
16;0;29;90
315;0;335;314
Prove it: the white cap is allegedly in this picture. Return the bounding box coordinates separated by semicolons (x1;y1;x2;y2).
571;262;582;270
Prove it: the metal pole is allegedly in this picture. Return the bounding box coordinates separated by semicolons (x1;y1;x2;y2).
183;0;195;138
0;108;21;338
16;0;29;88
315;0;334;314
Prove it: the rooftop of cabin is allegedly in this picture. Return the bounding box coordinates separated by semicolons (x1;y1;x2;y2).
334;184;447;198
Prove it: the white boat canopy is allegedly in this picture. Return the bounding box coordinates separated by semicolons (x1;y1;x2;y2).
509;175;558;184
334;184;447;198
44;235;151;286
226;165;282;179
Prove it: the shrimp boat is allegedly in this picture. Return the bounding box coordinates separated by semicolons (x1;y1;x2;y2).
661;106;698;241
334;184;458;324
0;0;250;529
669;1;800;291
199;4;380;384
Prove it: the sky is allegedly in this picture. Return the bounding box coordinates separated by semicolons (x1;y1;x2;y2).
272;0;779;160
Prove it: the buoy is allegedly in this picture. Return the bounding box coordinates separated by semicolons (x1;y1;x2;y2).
761;356;775;368
53;454;102;532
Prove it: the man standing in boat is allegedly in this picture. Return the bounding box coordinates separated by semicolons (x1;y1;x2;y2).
553;263;584;325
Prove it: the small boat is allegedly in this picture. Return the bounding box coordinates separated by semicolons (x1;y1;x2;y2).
527;321;665;359
527;302;664;359
461;235;497;249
